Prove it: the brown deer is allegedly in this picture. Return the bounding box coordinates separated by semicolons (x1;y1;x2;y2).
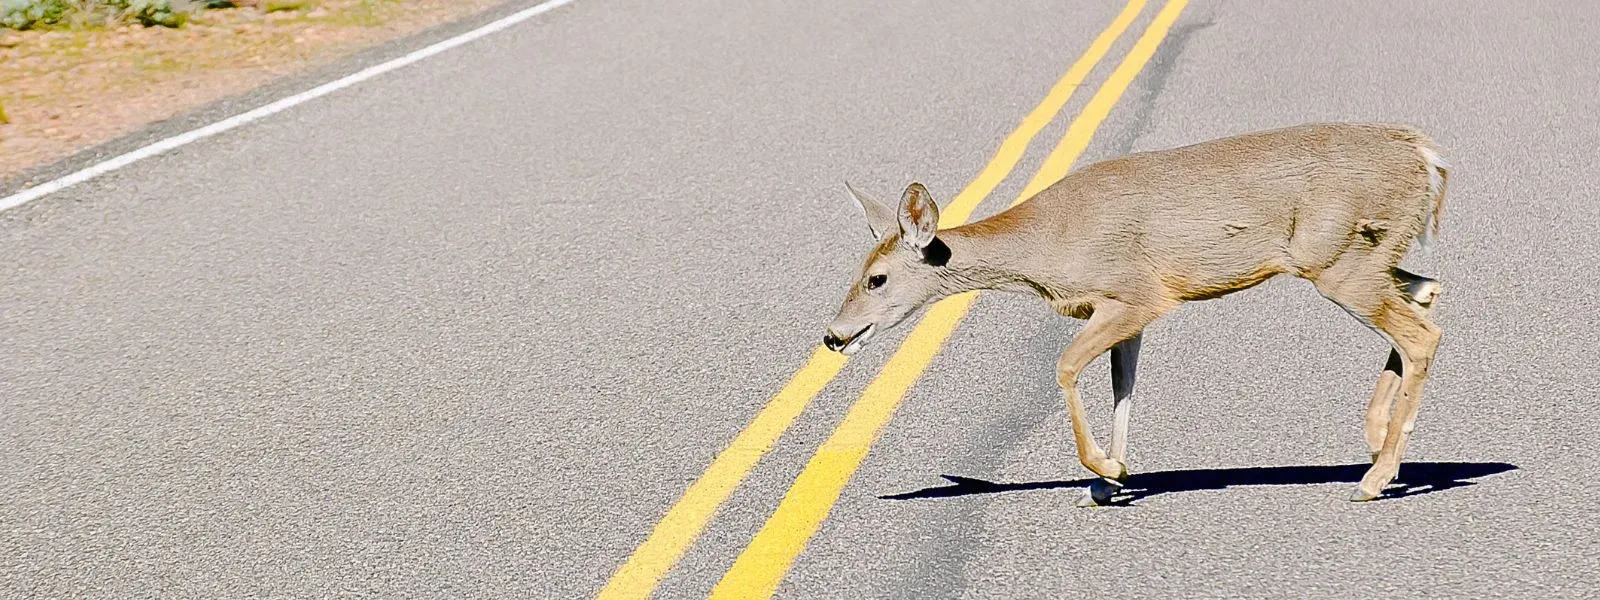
822;122;1449;504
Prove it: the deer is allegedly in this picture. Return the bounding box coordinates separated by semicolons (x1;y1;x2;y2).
821;122;1449;505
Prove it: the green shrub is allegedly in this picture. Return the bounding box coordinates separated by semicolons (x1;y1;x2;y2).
123;0;189;27
0;0;72;30
2;0;205;29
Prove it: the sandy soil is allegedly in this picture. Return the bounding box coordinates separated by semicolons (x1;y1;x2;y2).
0;0;507;183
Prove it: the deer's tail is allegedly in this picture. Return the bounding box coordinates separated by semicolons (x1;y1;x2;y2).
1415;142;1450;250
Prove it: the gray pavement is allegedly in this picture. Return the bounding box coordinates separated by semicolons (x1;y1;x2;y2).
3;0;1598;598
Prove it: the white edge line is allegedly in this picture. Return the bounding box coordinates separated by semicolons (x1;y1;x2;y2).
0;0;580;214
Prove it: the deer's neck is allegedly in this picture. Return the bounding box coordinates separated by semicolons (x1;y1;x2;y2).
935;223;1051;298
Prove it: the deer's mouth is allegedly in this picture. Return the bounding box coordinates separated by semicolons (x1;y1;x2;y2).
823;324;876;356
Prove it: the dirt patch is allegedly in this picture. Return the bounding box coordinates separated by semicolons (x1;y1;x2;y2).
0;0;508;182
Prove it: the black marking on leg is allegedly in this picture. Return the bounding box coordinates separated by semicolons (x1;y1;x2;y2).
1384;350;1404;377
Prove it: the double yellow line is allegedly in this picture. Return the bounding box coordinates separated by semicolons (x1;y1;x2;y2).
599;1;1189;597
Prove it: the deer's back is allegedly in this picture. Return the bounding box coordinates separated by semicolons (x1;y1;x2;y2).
1016;122;1442;301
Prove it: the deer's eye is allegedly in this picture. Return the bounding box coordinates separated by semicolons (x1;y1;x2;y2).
866;274;887;290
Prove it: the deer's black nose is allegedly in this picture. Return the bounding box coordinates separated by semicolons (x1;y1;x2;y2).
823;333;844;351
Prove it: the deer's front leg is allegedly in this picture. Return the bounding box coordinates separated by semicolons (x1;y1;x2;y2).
1108;333;1142;462
1056;301;1161;503
1085;333;1143;505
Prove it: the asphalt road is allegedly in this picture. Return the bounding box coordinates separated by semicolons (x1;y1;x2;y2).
3;0;1598;598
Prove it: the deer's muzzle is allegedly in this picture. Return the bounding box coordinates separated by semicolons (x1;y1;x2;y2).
823;324;876;356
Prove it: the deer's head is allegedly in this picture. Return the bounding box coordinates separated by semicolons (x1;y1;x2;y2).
823;181;950;355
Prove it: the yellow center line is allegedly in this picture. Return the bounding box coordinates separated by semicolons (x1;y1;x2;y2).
706;1;1192;598
594;2;1149;598
935;0;1151;228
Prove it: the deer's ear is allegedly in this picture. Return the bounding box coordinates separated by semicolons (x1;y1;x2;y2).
898;182;940;249
844;181;896;240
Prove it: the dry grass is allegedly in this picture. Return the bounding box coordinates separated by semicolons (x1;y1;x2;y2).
0;0;506;181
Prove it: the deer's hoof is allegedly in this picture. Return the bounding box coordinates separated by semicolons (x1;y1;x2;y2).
1353;463;1398;502
1077;484;1116;508
1090;458;1128;483
1348;485;1382;502
1077;470;1126;507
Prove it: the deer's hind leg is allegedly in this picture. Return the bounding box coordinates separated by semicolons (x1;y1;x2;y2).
1362;268;1442;460
1314;262;1443;502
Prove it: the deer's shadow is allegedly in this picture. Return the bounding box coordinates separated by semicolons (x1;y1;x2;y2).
879;461;1517;504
